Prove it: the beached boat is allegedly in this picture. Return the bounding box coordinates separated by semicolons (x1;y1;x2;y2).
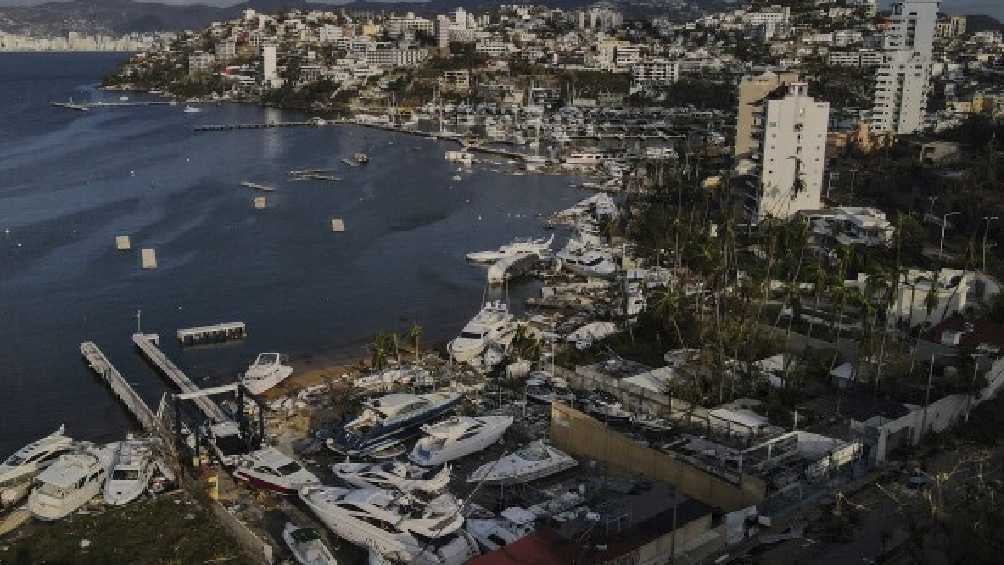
447;301;516;364
331;461;450;494
103;437;155;506
299;486;478;565
183;105;201;113
0;425;76;510
524;374;576;406
283;522;339;565
410;416;512;467
467;441;577;485
328;392;461;456
240;353;294;395
28;446;114;521
465;235;553;264
556;240;617;278
233;447;319;494
580;390;632;424
465;507;536;552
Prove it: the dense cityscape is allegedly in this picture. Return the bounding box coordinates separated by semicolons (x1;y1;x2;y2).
2;0;1004;564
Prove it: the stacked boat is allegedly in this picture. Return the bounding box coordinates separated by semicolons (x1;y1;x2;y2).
410;416;513;467
447;301;517;364
103;437;156;505
28;443;116;521
331;461;450;494
468;441;577;485
0;425;75;511
466;507;536;553
328;392;461;457
233;447;320;494
241;353;294;395
465;235;553;264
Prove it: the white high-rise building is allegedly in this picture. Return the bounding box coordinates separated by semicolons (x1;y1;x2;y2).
261;44;278;88
870;0;940;135
435;15;451;50
749;83;830;222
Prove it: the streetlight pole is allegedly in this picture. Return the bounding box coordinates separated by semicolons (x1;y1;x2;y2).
940;211;960;260
982;216;999;273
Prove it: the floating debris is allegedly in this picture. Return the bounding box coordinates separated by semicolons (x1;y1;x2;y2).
115;235;131;250
141;248;157;269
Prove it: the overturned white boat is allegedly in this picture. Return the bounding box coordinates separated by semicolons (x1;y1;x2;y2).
466;235;553;264
241;353;294;395
466;506;536;552
410;416;513;467
468;441;577;485
103;437;155;506
331;461;450;494
0;425;75;510
448;301;516;364
283;522;339;565
299;486;478;565
28;444;115;521
234;447;320;494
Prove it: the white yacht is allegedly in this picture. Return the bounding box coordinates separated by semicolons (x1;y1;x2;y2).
233;447;319;494
241;353;294;395
331;461;450;494
467;441;577;485
103;437;155;506
299;486;478;565
410;416;513;467
448;301;517;364
581;391;632;424
465;235;553;264
466;507;536;552
283;522;339;565
0;425;75;510
28;446;114;521
183;105;201;113
329;392;462;456
556;240;617;278
524;374;576;406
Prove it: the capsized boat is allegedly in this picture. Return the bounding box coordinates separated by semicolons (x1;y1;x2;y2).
466;506;536;552
331;460;450;494
467;441;577;485
103;437;155;505
233;447;320;494
240;353;294;395
283;522;338;565
0;425;75;510
465;234;553;264
299;486;478;564
328;392;461;456
410;416;513;467
447;301;516;364
28;444;115;521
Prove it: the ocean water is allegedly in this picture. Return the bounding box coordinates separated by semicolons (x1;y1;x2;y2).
0;53;586;455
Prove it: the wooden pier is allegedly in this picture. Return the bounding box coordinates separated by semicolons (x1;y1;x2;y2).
132;333;229;423
81;341;161;433
177;322;247;346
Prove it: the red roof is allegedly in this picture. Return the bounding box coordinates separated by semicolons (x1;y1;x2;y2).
465;530;569;565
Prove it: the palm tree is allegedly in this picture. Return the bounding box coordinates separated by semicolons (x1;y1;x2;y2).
651;286;687;348
406;323;424;364
369;332;394;370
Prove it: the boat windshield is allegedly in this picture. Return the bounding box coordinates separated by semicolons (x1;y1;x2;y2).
112;469;140;481
276;462;302;475
460;332;484;340
515;444;549;461
291;528;321;543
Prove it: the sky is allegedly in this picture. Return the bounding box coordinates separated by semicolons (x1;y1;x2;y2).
0;0;999;26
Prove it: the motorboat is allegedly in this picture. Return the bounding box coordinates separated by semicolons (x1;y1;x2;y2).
466;506;536;552
353;152;369;164
331;461;450;494
566;322;619;350
183;105;201;113
556;240;617;278
329;392;462;456
410;416;513;467
299;486;478;564
447;301;516;364
524;374;576;406
465;235;554;264
240;353;294;395
28;445;115;521
0;425;75;510
208;420;251;468
233;447;320;494
633;414;673;433
580;390;632;424
103;437;155;505
467;441;577;485
283;522;338;565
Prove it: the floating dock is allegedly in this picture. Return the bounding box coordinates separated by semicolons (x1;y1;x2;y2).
240;181;275;192
177;322;246;346
81;341;161;433
132;333;229;423
194;122;316;132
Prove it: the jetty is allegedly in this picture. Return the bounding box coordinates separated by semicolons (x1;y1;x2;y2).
177;322;246;346
194;121;317;132
81;341;161;433
132;333;229;423
51;101;172;110
488;253;540;285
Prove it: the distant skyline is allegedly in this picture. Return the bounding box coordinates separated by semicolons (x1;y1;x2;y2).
0;0;1000;21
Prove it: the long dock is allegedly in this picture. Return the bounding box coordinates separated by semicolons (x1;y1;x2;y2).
81;341;161;433
194;121;317;132
132;333;229;423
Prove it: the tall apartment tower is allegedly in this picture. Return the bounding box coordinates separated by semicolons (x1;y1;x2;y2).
735;71;800;158
748;83;830;222
261;44;277;87
870;0;940;135
435;15;451;52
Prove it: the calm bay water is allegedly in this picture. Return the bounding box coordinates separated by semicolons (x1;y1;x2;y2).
0;53;586;455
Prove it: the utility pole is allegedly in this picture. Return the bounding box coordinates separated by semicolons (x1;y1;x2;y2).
940;211;960;260
982;216;999;273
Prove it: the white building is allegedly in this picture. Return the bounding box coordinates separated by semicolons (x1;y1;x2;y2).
630;59;680;93
188;52;215;76
888;268;970;328
802;207;895;248
748;83;830;222
436;15;451;50
576;7;623;32
871;0;940;134
261;44;279;88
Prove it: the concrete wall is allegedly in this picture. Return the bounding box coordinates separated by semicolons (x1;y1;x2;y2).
209;502;274;564
550;402;766;512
